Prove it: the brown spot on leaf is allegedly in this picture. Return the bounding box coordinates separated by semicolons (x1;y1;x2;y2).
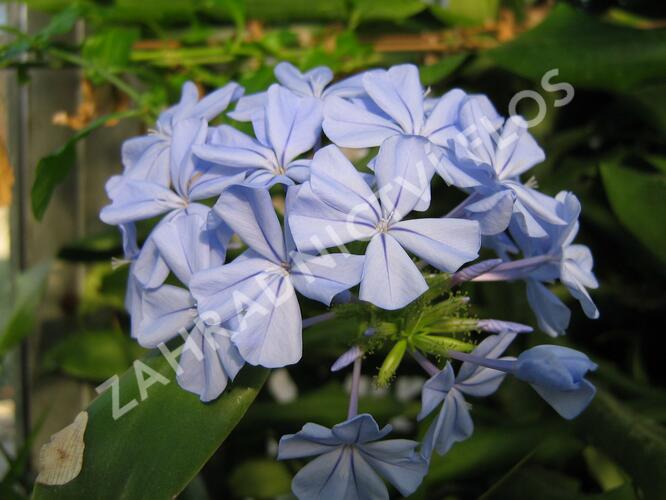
36;411;88;486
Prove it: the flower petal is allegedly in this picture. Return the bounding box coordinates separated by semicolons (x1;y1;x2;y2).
374;135;435;219
494;116;545;180
193;125;276;171
358;439;428;497
213;186;286;263
389;218;480;272
151;206;228;286
287;183;375;252
100;179;185;225
421;388;473;458
289;251;365;306
422;88;466;144
170;117;208;198
278;423;341;460
189;253;275;324
464;189;515;236
362;64;424;135
177;323;245;402
265;84;322;166
310;145;381;223
526;279;571;337
359;234;428;310
331;414;392;444
121;135;170;185
231;276;302;367
291;447;387;500
323;95;402;148
418;363;455;421
188;81;244;122
135;285;196;348
228;92;267;122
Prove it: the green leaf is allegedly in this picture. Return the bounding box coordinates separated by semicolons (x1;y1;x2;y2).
423;423;560;485
420;54;468;86
0;262;50;357
349;0;426;26
630;84;666;133
228;459;292;499
42;330;143;381
31;358;269;500
488;4;666;92
31;110;137;221
600;162;666;265
81;28;139;84
481;466;637;500
35;4;81;42
575;390;666;499
430;0;499;26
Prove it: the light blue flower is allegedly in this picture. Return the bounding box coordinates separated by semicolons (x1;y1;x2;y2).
121;81;244;186
288;137;481;310
278;413;428;500
229;62;372;126
477;191;599;336
109;81;243;257
131;208;244;402
101;116;244;288
439;95;566;238
192;84;322;187
448;344;597;420
516;191;599;327
418;333;516;458
190;186;364;368
513;345;597;419
322;63;467;150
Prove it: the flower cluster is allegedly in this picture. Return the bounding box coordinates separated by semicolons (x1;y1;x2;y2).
101;62;599;499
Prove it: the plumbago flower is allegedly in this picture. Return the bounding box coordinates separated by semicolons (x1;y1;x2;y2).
230;61;373;125
278;413;428;500
468;191;599;336
100;63;601;500
323;63;466;150
101;84;245;288
190;186;364;367
106;81;243;257
192;84;322;187
288;136;481;310
132;208;244;402
415;332;518;458
438;95;566;238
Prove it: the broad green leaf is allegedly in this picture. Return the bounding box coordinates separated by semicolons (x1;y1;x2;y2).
600;163;666;265
575;390;666;499
32;358;269;500
31;111;137;221
228;459;292;499
430;0;499;26
489;4;666;92
0;262;50;357
42;330;144;381
81;28;139;84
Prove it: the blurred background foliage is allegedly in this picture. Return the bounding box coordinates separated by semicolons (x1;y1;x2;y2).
1;0;666;499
